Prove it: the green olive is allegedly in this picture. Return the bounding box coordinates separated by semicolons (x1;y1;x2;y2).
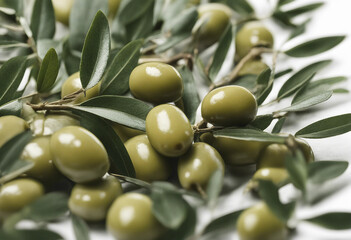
50;126;110;183
235;21;274;60
107;193;164;240
125;135;171;182
111;122;144;143
61;72;100;104
237;202;287;240
21;137;60;182
52;0;74;25
68;176;123;221
0;178;44;220
178;142;224;190
129;62;183;104
108;0;121;18
195;3;232;47
201;86;257;127
146;104;193;157
0;115;28;147
200;132;268;166
238;60;269;76
246;168;288;192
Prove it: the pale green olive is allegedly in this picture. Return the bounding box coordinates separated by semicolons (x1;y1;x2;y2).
21;137;60;182
0;178;44;220
246;168;288;192
108;0;121;18
125;135;171;182
146;104;193;157
61;72;100;104
129;62;183;105
238;60;269;77
178;142;224;190
0;115;28;147
237;202;287;240
50;126;110;183
201;86;258;127
52;0;74;25
111;122;144;143
107;193;164;240
68;176;123;221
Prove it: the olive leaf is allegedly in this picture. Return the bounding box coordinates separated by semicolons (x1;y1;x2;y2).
272;11;296;28
225;0;254;15
202;209;244;235
235;75;257;92
214;128;287;143
100;39;143;95
30;0;55;42
36;39;62;60
272;117;286;134
274;68;293;79
117;0;154;25
3;0;24;16
62;40;81;76
285;149;308;193
308;161;348;184
80;10;110;90
0;229;64;240
155;34;189;54
285;36;345;58
288;18;310;40
36;48;59;93
277;0;295;7
72;214;91;240
303;212;351;230
295;114;351;138
249;114;274;130
162;6;197;36
206;169;223;208
0;98;23;117
256;68;273;105
0;160;34;184
285;2;324;18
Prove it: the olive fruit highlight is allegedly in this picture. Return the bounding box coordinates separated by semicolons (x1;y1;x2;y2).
201;86;257;127
50;126;110;183
129;62;183;104
146;104;193;157
237;202;287;240
178;142;224;190
0;178;44;220
125;135;171;182
68;177;123;221
107;193;164;240
0;115;28;147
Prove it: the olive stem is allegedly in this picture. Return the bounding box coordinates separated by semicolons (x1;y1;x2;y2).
27;102;71;111
196;183;207;199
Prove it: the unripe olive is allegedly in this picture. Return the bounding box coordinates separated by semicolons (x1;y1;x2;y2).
111;122;144;142
52;0;74;25
108;0;121;18
178;142;224;190
246;168;288;192
129;62;183;105
146;104;193;157
61;72;100;104
200;132;268;166
21;137;60;182
201;86;257;127
238;60;269;77
0;178;44;220
50;126;110;183
235;21;274;60
237;202;287;240
0;115;28;147
107;193;164;240
68;176;123;221
125;135;171;182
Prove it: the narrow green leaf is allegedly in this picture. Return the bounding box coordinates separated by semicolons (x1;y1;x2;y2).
206;169;223;208
0;161;34;184
307;76;347;90
304;212;351;230
249;114;274;130
272;117;286;134
277;0;294;7
100;39;142;95
30;0;55;41
226;0;254;15
285;2;324;18
37;48;59;93
163;7;197;35
0;98;23;117
0;229;63;240
288;18;310;40
62;40;81;75
203;210;244;235
285;36;345;57
80;11;110;90
209;24;233;81
117;0;154;25
295;114;351;138
285;150;307;192
256;68;273;105
214;128;287;143
79;112;136;177
37;39;62;60
235;75;257;92
274;68;293;79
72;214;90;240
333;88;349;93
155;34;188;54
278;60;331;99
272;11;296;27
3;0;24;16
308;161;348;184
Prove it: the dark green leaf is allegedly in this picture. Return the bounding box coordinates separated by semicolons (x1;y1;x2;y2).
163;7;197;35
304;212;351;230
0;56;27;105
277;0;294;7
62;40;81;75
118;0;154;25
37;39;62;60
278;60;331;99
30;0;55;41
295;114;351;138
0;229;64;240
100;39;142;95
235;74;257;92
0;98;22;117
206;169;223;208
272;11;296;27
249;114;274;130
203;210;244;235
80;11;110;90
256;68;273;105
272;117;286;134
72;214;90;240
285;149;307;192
79;112;135;177
304;76;347;94
0;160;33;184
214;128;287;143
285;2;324;18
226;0;254;15
126;2;154;41
258;180;295;222
285;36;345;58
288;18;310;40
155;34;188;54
308;161;348;184
37;48;59;93
209;24;233;81
274;68;293;79
3;0;24;16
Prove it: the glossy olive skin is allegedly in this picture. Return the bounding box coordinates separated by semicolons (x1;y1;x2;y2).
200;132;268;166
61;72;100;104
178;142;224;190
107;193;164;240
238;60;269;77
69;177;123;221
21;137;60;182
0;178;44;220
195;3;232;47
246;168;288;192
235;21;274;60
201;86;258;127
0;115;28;147
237;202;287;240
52;0;74;25
125;135;171;182
146;104;193;157
129;62;183;104
112;123;144;143
50;126;110;183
